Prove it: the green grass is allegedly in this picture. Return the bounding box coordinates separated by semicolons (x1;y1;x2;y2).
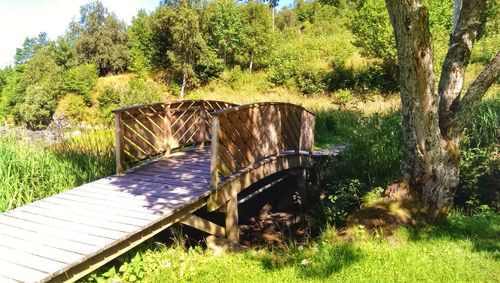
0;129;115;212
86;211;499;283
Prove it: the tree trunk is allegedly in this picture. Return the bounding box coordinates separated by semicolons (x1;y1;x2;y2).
180;72;187;98
272;8;275;31
385;0;493;219
249;53;254;73
385;0;459;218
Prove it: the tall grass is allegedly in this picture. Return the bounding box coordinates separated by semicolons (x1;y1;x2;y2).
0;129;115;212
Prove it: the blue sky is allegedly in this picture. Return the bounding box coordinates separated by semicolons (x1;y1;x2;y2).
0;0;294;68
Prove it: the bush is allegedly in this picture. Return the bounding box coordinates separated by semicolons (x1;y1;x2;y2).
455;98;499;211
56;93;89;123
315;110;404;225
325;62;398;94
267;34;354;95
97;76;163;123
16;84;59;129
63;64;98;103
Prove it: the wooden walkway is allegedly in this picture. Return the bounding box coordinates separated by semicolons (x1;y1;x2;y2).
0;100;316;282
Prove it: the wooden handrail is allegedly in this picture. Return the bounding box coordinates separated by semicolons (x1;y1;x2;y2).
114;100;238;175
210;102;315;189
211;102;316;116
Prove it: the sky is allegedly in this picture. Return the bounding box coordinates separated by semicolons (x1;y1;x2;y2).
0;0;294;68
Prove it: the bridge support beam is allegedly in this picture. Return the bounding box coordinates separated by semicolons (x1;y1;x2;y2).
225;194;239;243
180;214;226;238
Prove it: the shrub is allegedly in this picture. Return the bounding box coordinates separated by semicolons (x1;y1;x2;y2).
315;110;404;225
16;84;59;129
325;62;398;94
455;98;499;211
56;93;89;123
97;77;163;123
267;34;354;95
63;64;98;103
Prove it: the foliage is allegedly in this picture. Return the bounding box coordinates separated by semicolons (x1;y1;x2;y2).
203;0;245;66
97;76;162;123
128;9;157;75
1;47;64;128
348;0;396;66
71;1;130;75
456;98;499;211
239;0;275;71
63;64;98;103
14;32;50;65
56;93;89;123
319;110;404;225
347;0;454;73
325;61;398;93
166;0;215;96
267;32;354;94
16;85;59;128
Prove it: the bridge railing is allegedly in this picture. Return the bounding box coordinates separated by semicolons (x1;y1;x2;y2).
113;100;238;174
210;102;315;188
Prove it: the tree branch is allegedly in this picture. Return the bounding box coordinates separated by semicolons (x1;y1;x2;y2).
453;51;500;128
437;0;486;138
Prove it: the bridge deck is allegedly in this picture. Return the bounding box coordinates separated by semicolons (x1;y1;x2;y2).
0;148;212;283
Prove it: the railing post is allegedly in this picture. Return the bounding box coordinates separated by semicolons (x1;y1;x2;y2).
225;192;239;243
199;101;208;147
114;112;125;176
163;103;172;157
210;115;220;189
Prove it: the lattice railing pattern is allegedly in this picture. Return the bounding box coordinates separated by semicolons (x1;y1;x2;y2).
113;100;238;174
210;103;315;187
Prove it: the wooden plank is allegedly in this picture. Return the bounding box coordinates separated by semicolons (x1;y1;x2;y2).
73;185;200;210
129;169;210;183
124;113;164;150
40;194;159;221
134;165;210;177
121;174;208;188
0;258;50;283
0;245;67;274
0;215;113;248
6;209;127;239
218;115;251;166
15;204;141;233
225;111;257;163
52;191;176;215
180;214;225;238
48;195;209;283
0;274;20;283
0;233;83;264
299;111;315;153
0;223;100;255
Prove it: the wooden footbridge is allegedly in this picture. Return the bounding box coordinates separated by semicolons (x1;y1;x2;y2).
0;100;316;282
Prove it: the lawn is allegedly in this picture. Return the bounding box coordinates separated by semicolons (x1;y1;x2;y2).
87;210;499;282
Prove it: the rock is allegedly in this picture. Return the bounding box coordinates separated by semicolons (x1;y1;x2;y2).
205;236;247;255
